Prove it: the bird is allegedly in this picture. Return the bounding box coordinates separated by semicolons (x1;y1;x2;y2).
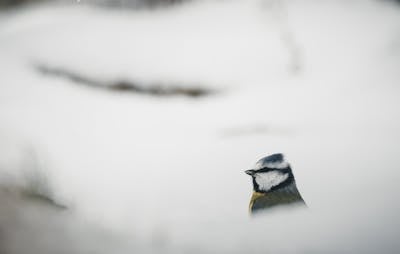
245;153;306;214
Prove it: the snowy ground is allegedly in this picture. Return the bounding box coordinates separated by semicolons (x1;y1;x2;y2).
0;0;400;253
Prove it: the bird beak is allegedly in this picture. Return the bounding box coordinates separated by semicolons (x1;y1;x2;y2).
245;169;256;176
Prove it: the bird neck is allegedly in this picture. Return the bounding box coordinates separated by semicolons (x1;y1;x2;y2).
254;180;297;194
250;182;306;213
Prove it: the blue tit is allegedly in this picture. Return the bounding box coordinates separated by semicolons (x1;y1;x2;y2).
245;153;306;214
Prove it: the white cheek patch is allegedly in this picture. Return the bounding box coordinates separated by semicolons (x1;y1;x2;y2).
255;171;289;192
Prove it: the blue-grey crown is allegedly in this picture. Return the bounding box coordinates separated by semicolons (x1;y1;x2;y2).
254;153;289;170
263;153;284;164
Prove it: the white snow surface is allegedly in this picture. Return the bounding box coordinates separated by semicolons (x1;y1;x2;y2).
0;0;400;253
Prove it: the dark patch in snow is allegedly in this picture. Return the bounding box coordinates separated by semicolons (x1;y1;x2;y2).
0;0;45;8
0;0;188;9
35;65;214;98
0;148;67;211
0;188;134;254
87;0;188;10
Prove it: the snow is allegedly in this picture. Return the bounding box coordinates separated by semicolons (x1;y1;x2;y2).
0;0;400;253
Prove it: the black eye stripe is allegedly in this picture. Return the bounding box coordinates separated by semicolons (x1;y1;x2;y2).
255;167;291;174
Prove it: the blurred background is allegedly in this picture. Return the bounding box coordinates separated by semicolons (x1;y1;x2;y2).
0;0;185;8
0;0;400;253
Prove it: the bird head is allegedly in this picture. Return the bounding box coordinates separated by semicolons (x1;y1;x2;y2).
245;153;295;193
